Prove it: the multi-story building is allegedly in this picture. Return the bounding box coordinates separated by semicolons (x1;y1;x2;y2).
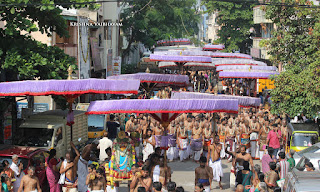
250;6;274;67
206;12;220;43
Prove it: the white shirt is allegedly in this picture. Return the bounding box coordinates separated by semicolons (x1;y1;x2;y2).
10;162;24;192
97;137;113;161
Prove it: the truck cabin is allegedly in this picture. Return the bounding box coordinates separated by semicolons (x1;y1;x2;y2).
16;121;63;148
287;122;320;152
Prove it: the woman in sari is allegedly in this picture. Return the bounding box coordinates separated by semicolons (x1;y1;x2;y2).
45;149;61;192
2;160;14;192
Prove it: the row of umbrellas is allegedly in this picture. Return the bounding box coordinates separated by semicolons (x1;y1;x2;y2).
149;42;279;79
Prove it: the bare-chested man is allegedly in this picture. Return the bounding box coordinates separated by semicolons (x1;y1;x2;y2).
153;121;163;148
86;168;106;192
185;114;194;158
125;115;135;132
258;118;270;159
202;118;213;158
143;129;155;162
167;121;177;162
18;166;41;192
191;120;203;162
195;156;213;192
239;120;250;153
60;141;80;192
130;166;152;192
177;121;188;162
235;145;254;175
151;156;171;191
207;135;223;190
249;116;261;159
225;123;235;161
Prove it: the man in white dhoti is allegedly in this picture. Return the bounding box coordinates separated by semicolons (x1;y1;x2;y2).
249;117;260;160
177;123;188;162
167;121;177;162
143;129;155;162
207;136;224;190
10;154;24;192
191;122;203;162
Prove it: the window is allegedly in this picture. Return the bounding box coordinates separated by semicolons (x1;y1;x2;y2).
291;133;318;147
55;20;76;44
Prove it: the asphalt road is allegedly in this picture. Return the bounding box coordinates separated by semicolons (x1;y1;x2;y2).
118;159;261;192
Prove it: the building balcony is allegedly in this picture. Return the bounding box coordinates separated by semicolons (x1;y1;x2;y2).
253;6;272;24
251;37;270;60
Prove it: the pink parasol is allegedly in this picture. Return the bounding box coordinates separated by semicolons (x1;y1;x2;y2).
171;91;260;108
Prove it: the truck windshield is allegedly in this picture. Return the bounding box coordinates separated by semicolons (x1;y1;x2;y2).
15;128;53;147
88;115;105;132
292;133;318;147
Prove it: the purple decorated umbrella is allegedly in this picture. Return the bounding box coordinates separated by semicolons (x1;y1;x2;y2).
171;91;261;108
86;99;238;150
202;44;225;51
158;62;216;70
216;65;278;72
150;54;212;72
218;71;279;79
106;73;189;94
212;59;267;66
0;78;140;140
155;51;252;59
157;38;191;46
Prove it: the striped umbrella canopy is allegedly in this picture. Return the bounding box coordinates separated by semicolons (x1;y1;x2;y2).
158;62;216;70
212;59;267;66
106;73;189;92
154;51;252;59
171;91;260;108
216;65;278;72
203;44;225;51
219;71;279;79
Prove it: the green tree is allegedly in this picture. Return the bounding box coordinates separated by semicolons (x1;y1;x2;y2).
203;0;256;53
0;0;99;80
121;0;200;57
264;0;320;118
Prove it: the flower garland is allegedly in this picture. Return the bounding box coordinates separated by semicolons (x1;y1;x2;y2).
109;138;136;188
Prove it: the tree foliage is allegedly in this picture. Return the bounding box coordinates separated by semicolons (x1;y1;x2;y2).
121;0;200;56
265;0;320;118
203;0;256;53
0;0;99;80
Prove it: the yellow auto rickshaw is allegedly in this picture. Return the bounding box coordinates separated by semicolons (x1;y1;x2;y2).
286;122;320;152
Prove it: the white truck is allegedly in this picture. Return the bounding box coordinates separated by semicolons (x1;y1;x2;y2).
14;109;88;158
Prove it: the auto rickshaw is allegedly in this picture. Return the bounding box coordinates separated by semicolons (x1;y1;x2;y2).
286;122;320;152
